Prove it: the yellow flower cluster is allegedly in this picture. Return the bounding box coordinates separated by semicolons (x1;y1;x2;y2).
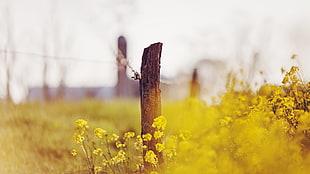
152;116;167;130
93;148;103;156
162;135;177;160
155;143;165;152
94;166;102;174
142;133;152;141
111;134;119;141
115;141;126;148
73;134;85;144
144;150;158;165
134;135;144;150
72;119;139;173
73;119;89;144
123;131;135;139
94;128;107;138
154;130;164;139
70;65;310;174
150;171;158;174
178;130;192;141
75;119;89;130
71;149;77;156
268;66;310;134
219;116;233;126
111;150;126;164
159;65;310;174
71;115;187;173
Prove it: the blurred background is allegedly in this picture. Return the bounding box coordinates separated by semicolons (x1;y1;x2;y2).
1;0;310;103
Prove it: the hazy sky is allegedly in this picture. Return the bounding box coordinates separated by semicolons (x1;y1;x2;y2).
1;0;310;101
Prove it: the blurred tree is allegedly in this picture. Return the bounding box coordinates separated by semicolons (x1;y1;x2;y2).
2;2;16;102
46;0;71;100
42;27;51;101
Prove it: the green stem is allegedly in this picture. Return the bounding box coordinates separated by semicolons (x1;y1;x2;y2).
81;141;94;174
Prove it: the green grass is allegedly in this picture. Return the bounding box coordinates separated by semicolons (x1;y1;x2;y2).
0;99;141;174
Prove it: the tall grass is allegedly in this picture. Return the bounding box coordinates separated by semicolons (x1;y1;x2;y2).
3;66;310;174
0;99;140;174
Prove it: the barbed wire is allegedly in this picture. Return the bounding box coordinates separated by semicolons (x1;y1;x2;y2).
0;49;142;78
0;49;116;64
0;49;178;84
116;49;184;84
116;49;141;80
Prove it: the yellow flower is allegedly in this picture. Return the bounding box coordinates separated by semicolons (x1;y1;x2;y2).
150;171;158;174
123;132;135;139
164;149;176;159
134;135;143;150
142;133;152;141
179;130;192;141
71;149;77;156
94;128;107;138
106;133;120;143
111;133;119;141
94;166;102;174
93;148;103;156
109;159;115;165
219;117;233;126
152;116;167;130
74;119;89;135
155;143;165;152
102;159;108;166
116;141;126;148
290;66;299;75
73;133;85;144
113;150;126;164
154;131;164;139
144;150;158;165
136;135;143;143
282;75;289;84
75;119;88;129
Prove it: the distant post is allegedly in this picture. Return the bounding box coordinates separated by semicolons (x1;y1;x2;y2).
190;68;200;98
116;36;128;98
139;42;163;168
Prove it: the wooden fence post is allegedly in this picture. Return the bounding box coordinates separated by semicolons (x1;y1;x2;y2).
190;68;200;98
140;42;163;168
116;36;128;98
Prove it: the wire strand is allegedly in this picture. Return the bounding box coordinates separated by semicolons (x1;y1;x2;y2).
0;49;116;64
0;49;176;84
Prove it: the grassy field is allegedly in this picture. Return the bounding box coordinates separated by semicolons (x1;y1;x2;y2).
2;66;310;174
0;99;141;174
